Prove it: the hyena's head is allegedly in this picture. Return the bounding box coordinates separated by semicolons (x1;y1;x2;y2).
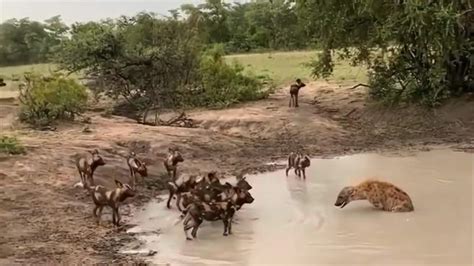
334;186;355;208
90;149;106;166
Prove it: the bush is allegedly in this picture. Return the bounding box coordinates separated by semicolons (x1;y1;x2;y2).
186;44;272;108
18;72;88;126
0;136;26;155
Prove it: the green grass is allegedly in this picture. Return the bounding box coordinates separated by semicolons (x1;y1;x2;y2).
226;50;368;85
0;63;57;80
0;50;368;100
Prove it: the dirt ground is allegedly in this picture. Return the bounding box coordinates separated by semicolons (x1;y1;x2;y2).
0;81;473;264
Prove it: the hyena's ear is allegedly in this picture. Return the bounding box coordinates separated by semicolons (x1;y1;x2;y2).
115;179;124;188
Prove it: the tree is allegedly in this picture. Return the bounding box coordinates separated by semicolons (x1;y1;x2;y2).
299;0;473;106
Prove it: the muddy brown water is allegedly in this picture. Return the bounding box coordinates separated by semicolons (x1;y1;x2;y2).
126;149;473;265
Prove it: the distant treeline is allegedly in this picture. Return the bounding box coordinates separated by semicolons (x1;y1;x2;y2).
0;0;310;66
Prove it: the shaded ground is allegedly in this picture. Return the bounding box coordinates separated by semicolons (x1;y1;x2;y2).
0;81;473;264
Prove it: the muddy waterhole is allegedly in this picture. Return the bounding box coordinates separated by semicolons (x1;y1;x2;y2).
126;149;472;265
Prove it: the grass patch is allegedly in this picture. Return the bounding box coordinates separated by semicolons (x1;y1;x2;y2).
0;136;26;155
0;64;57;80
225;50;368;85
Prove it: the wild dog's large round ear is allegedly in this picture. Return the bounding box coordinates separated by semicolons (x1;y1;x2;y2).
115;179;124;188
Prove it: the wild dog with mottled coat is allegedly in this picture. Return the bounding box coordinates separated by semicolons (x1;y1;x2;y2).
166;174;198;209
183;200;237;240
334;179;414;212
285;152;311;179
180;183;254;217
76;149;106;188
163;147;184;179
127;152;148;188
91;179;136;226
289;78;306;107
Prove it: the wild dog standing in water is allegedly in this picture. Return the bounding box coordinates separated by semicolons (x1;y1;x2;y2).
334;179;414;212
167;174;197;209
289;78;306;108
127;152;148;188
286;152;311;179
183;200;237;240
91;179;136;226
164;147;184;179
75;149;106;189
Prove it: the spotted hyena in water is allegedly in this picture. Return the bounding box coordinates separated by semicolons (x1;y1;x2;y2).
334;179;414;212
285;152;311;179
289;78;306;108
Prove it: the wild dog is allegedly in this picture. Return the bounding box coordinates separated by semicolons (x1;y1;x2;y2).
75;149;106;189
163;147;184;179
236;175;253;190
166;174;197;209
285;152;311;179
334;179;414;212
289;78;306;108
127;152;148;188
0;78;5;87
180;182;254;216
183;200;237;240
91;179;136;226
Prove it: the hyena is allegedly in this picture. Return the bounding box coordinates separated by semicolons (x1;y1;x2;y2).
127;152;148;188
75;149;106;189
90;179;136;226
289;78;306;108
334;179;414;212
285;152;311;179
163;147;184;179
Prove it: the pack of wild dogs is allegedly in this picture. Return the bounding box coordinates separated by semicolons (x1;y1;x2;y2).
74;147;255;240
70;79;414;241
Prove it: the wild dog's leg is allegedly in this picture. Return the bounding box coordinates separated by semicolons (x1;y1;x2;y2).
289;95;293;107
302;168;306;179
96;206;103;225
228;217;233;235
183;213;195;240
295;92;299;107
176;193;182;211
167;188;174;209
112;207;117;226
78;169;85;187
223;219;230;236
285;166;291;177
191;218;202;239
115;207;121;226
93;206;99;217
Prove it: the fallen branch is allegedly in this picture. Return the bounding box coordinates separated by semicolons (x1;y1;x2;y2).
348;83;371;90
344;108;357;117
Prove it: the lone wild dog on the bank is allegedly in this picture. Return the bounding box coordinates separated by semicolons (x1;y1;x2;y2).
164;147;184;179
75;149;106;188
289;78;306;108
91;179;136;226
286;152;311;179
127;152;148;188
334;179;414;212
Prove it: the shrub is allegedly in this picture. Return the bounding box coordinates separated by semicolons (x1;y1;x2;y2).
18;72;88;126
0;136;26;155
187;44;272;108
